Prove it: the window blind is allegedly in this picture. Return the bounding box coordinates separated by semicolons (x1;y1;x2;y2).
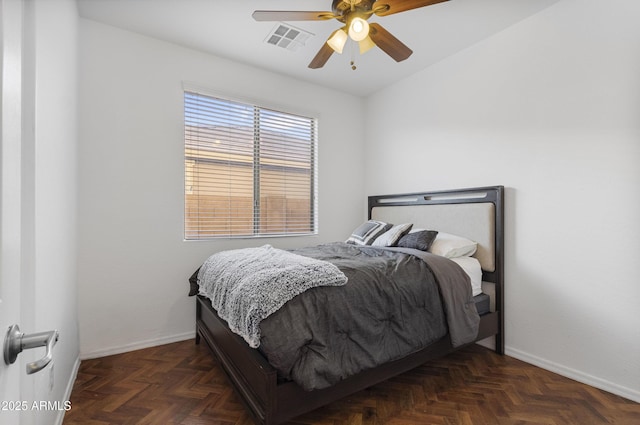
184;91;318;239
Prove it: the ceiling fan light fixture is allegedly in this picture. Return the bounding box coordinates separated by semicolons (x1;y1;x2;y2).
253;0;450;69
327;28;348;54
358;36;375;54
348;17;369;42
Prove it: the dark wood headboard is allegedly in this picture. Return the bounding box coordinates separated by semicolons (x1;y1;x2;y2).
368;186;504;352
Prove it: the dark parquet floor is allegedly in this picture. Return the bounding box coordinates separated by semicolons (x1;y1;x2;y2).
63;339;640;425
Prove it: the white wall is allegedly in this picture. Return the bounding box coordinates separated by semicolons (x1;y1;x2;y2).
22;0;80;424
365;0;640;402
77;20;365;358
76;0;639;404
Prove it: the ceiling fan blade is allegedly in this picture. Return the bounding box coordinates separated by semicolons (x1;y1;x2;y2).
308;42;335;69
374;0;449;17
252;10;335;21
368;23;412;62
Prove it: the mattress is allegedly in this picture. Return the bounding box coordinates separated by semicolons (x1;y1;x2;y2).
450;256;482;296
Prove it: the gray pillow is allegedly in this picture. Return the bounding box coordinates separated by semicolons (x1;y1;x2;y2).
396;230;439;251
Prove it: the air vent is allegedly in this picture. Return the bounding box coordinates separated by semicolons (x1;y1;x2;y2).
264;23;313;52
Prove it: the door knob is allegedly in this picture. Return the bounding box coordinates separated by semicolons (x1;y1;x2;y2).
3;324;59;374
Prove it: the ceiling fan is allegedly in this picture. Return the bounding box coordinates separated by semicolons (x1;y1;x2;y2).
253;0;449;69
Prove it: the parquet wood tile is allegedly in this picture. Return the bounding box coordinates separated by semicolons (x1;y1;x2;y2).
63;340;640;425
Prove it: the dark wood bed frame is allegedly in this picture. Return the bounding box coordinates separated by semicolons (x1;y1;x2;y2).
195;186;504;425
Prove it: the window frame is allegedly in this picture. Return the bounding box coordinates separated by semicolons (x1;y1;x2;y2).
183;85;319;240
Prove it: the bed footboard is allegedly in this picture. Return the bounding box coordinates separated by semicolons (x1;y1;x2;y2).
196;295;277;424
197;295;501;425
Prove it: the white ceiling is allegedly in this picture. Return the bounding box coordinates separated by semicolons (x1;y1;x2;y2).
77;0;560;97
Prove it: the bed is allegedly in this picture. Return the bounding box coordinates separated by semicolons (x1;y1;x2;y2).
193;185;504;425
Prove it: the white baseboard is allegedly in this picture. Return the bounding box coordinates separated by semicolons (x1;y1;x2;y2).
56;355;80;425
79;331;196;360
506;346;640;404
78;333;640;406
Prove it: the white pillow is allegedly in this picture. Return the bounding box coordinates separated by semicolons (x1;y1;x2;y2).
450;257;482;296
372;223;413;247
428;232;477;258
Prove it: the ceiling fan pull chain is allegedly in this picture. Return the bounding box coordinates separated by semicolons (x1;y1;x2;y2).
350;41;357;70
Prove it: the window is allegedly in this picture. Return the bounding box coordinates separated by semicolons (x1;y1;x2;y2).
184;90;318;239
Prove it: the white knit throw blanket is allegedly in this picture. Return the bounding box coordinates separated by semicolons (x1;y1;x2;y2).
198;245;348;348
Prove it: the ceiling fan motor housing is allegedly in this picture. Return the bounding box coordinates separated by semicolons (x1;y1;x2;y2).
332;0;376;23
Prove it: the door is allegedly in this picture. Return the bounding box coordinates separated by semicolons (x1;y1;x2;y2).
1;0;32;423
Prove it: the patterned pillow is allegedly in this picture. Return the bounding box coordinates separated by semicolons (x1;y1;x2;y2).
396;230;439;251
372;223;413;247
346;220;392;245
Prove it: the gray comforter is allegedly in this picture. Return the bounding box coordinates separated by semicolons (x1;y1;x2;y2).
197;245;348;348
252;242;480;390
